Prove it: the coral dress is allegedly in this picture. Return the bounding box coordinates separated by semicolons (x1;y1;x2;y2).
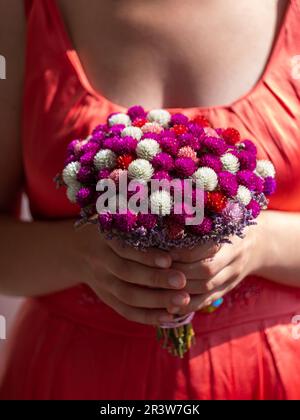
1;0;300;400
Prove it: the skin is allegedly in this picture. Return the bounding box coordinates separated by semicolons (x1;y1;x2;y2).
1;0;299;326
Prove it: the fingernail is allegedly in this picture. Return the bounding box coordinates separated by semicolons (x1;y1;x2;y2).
155;256;170;268
168;306;180;314
159;314;173;323
172;293;189;306
168;274;184;288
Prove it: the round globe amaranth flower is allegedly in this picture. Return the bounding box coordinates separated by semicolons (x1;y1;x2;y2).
141;122;163;134
256;160;276;178
190;216;213;235
236;185;252;206
192;167;218;191
147;109;171;128
178;146;198;162
109;169;128;185
108;113;131;127
77;166;95;184
98;212;114;231
113;211;137;233
222;201;243;223
151;170;172;182
171;113;189;126
159;136;179;156
66;182;81;203
150;190;173;216
62;161;81;187
218;171;238;196
76;186;95;207
174;157;197;178
94;149;117;170
127;105;146;121
207;191;228;213
109;136;138;155
97;169;111;180
152;152;174;171
117;154;134;170
136;213;158;230
203;136;228;156
199;154;222;173
128;159;154;181
136;139;161;161
246;199;261;218
263;176;277;195
239;139;257;155
222;128;241;145
220;153;240;174
237;170;258;191
178;133;200;150
238;151;256;171
121;126;143;141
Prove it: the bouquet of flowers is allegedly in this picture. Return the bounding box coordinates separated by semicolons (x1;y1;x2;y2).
58;105;276;357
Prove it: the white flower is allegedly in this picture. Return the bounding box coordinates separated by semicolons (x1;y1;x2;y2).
147;109;171;128
62;162;81;187
121;126;143;141
108;113;131;127
136;139;161;161
66;182;81;203
256;160;276;178
150;190;173;216
128;159;154;181
94;149;117;170
236;185;252;206
192;167;218;191
221;153;240;174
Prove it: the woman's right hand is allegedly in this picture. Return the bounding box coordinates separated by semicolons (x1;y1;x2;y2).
78;225;191;325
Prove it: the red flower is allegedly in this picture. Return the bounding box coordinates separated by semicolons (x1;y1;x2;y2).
172;124;188;135
132;117;147;127
192;115;211;127
222;128;241;145
166;221;185;240
207;192;227;213
117;154;134;169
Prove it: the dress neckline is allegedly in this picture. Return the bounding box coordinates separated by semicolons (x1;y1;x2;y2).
51;0;293;113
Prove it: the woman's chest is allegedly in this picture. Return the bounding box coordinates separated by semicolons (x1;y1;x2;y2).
57;0;287;109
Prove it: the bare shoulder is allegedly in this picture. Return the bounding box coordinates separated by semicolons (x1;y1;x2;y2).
0;0;26;211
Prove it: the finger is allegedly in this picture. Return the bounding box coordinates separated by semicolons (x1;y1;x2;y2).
170;242;222;263
184;263;236;294
102;275;191;310
95;287;175;326
172;272;241;315
108;239;172;268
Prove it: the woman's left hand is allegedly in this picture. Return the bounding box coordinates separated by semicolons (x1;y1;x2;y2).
167;222;264;315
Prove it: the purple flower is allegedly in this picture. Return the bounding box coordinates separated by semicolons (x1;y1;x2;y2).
179;133;200;150
141;132;160;141
80;151;97;166
76;187;95;207
77;166;95;183
67;139;81;156
199;154;222;172
174;157;196;178
222;202;244;222
255;176;264;193
152;170;172;182
238;151;256;171
264;177;277;195
81;142;100;155
92;124;108;135
136;213;158;230
203;137;228;156
98;212;113;231
152;153;174;171
218;171;238;196
246;200;261;218
127;105;146;121
109;124;126;136
64;154;77;165
190;217;213;235
187;122;205;138
171;113;189;126
113;211;137;233
97;169;111;180
110;136;137;155
159;136;180;155
240;140;257;155
103;137;115;150
237;170;258;191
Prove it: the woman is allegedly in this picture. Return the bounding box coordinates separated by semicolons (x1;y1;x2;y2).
1;0;300;400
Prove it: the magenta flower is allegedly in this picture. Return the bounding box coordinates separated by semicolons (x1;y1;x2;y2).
136;213;158;230
190;217;213;235
246;200;261;218
179;133;200;150
152;153;174;171
97;169;111;180
239;151;256;171
109;124;126;136
98;212;113;231
77;166;95;184
76;187;94;207
218;171;238;196
199;154;222;172
264;177;277;195
64;154;77;165
222;202;243;222
110;136;138;155
241;140;257;155
187;122;205;137
127;105;146;121
171;113;189;126
152;170;172;182
174;157;197;178
237;170;258;191
113;211;137;233
203;137;228;156
80;151;97;166
159;136;180;156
